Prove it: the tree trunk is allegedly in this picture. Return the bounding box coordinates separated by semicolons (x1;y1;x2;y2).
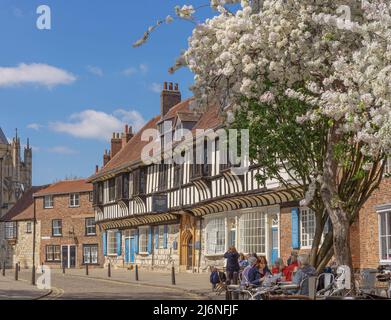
321;126;354;273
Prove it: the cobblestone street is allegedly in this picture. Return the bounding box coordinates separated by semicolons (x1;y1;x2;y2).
0;268;221;300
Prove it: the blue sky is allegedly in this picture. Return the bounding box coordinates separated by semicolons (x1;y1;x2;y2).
0;0;212;185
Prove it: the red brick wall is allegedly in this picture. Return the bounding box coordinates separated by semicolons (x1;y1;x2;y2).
356;177;391;269
36;192;102;268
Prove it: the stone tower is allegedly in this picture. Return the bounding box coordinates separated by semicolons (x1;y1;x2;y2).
0;127;32;217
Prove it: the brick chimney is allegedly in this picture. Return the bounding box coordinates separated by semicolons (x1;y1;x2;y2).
103;149;111;166
110;132;122;158
121;124;133;148
161;82;181;117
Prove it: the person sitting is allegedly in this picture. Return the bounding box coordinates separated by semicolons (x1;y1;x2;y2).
272;257;285;275
241;257;257;286
258;256;271;277
291;254;317;296
239;253;249;270
248;256;271;286
210;267;220;290
285;251;299;281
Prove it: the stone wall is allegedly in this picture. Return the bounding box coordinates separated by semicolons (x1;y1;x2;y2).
0;220;40;269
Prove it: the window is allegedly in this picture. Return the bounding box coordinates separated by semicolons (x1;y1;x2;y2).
83;244;98;264
52;219;62;237
379;211;391;262
107;230;117;256
26;222;32;234
5;222;17;239
158;225;165;249
44;195;54;208
300;208;316;248
85;218;96;236
239;211;266;254
89;192;93;202
206;217;226;255
173;163;182;188
46;245;61;262
69;193;80;207
158;163;168;191
139;227;149;253
228;217;237;248
385;157;391;176
108;178;116;202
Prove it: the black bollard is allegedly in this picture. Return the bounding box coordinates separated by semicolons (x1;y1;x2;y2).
108;263;111;278
15;263;18;281
18;262;21;272
31;265;35;285
171;266;176;285
63;263;66;274
86;263;89;276
2;262;5;277
135;265;139;281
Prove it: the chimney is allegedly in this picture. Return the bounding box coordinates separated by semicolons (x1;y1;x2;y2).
161;82;181;117
110;132;122;158
95;165;99;174
103;149;111;166
121;124;134;148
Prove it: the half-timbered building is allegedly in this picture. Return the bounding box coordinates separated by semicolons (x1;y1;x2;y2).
89;82;306;272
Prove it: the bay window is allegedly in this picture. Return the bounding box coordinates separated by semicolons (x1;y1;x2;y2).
239;211;266;254
205;217;226;255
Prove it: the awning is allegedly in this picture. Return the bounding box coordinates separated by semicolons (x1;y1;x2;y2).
100;212;179;230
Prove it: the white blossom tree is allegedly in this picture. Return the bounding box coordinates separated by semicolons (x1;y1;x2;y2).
134;0;391;271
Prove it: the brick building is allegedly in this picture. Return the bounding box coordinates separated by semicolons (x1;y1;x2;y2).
34;179;102;269
88;82;391;273
0;186;46;269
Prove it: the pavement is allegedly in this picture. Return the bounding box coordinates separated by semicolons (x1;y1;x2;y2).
0;267;224;300
0;271;51;300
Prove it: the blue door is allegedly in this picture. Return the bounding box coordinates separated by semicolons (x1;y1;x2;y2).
271;227;278;265
129;237;136;263
125;238;136;263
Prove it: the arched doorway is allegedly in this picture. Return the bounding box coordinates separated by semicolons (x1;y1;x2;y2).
180;230;194;269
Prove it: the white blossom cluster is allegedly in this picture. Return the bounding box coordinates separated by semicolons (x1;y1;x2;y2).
180;0;391;160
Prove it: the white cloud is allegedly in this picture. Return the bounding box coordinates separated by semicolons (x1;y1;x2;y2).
12;7;24;18
0;63;76;88
27;123;43;131
48;146;78;155
139;64;148;74
123;64;148;76
49;108;146;141
86;65;103;77
150;82;162;93
123;67;137;76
